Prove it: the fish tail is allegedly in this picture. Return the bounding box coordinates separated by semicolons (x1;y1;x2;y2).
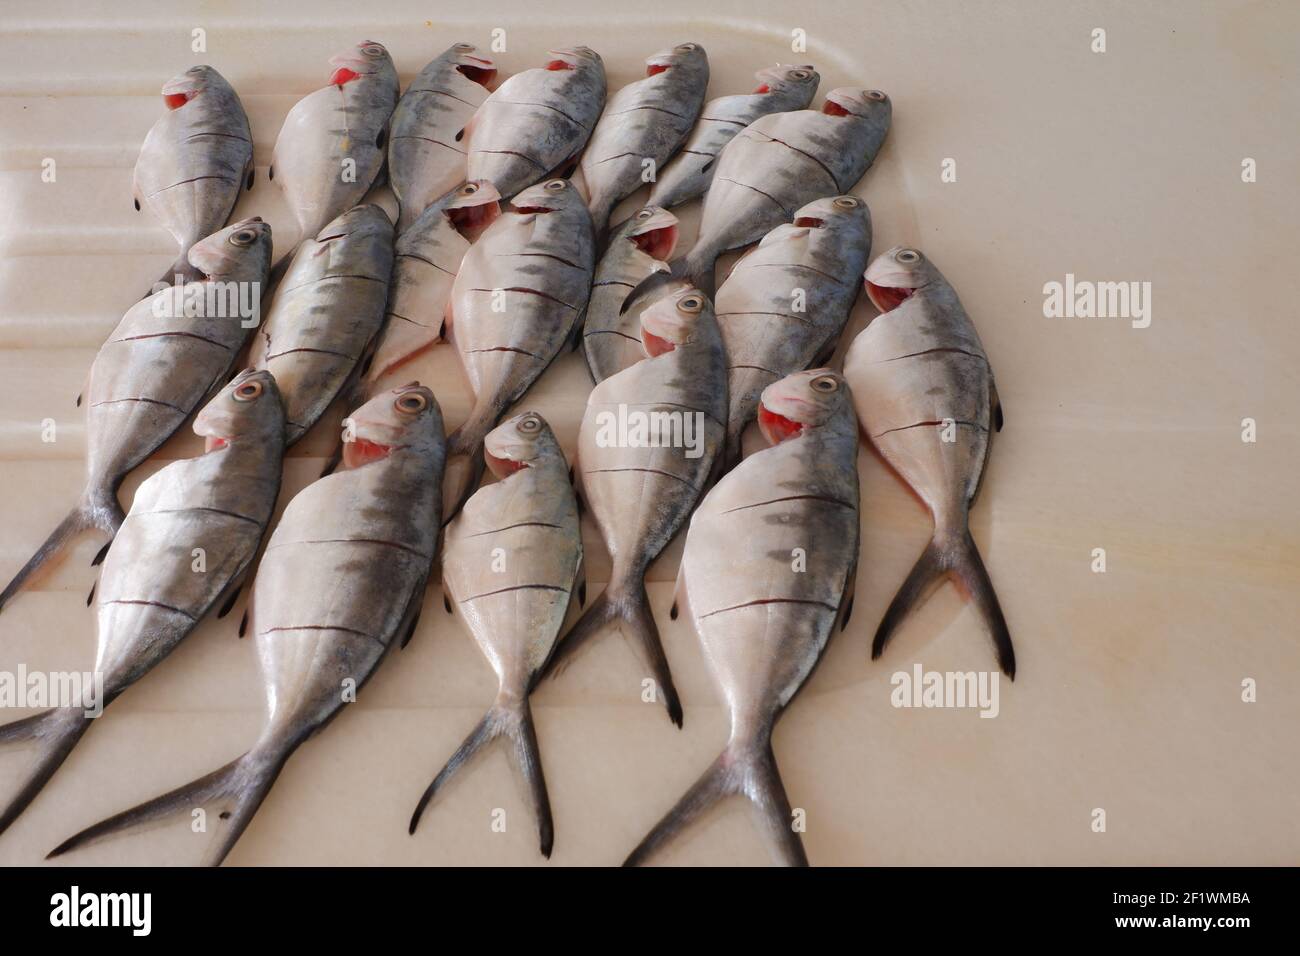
619;246;718;316
409;696;553;857
46;743;292;866
0;484;123;616
0;707;93;836
624;735;807;866
152;251;205;293
871;526;1016;679
441;412;493;522
544;572;682;728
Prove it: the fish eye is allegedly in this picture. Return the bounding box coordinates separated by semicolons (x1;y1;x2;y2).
811;375;838;393
676;43;698;52
544;179;567;191
833;196;858;209
790;69;811;80
461;183;479;195
394;391;428;414
896;248;922;263
454;42;475;51
517;415;542;434
865;89;887;101
677;295;703;314
233;379;263;402
361;44;385;58
636;208;654;220
229;228;258;246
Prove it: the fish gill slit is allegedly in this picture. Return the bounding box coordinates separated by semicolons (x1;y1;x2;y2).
464;345;543;358
402;87;479;109
715;177;790;214
876;347;988;365
266;537;431;559
607;105;687;120
763;136;841;189
90;397;187;413
460;583;568;602
143;506;261;526
583;329;641;343
502;251;584;270
261;624;384;646
146;174;239;198
472;148;547;170
111;331;233;349
496;98;590;129
397;252;455;275
700;597;838;619
721;493;854;515
101;599;198;621
584;466;695;486
469;286;579;310
266;346;356;361
873;419;988;438
464;521;562;538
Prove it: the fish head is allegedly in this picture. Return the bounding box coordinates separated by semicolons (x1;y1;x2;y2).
822;86;891;123
791;194;870;234
645;42;708;78
758;369;853;445
639;286;712;357
864;246;938;312
484;411;560;478
446;42;497;87
512;178;583;216
754;63;819;96
187;217;272;283
545;46;603;72
622;206;679;261
193;368;286;453
341;382;444;470
160;65;225;110
314;203;393;245
444;180;502;240
327;40;396;86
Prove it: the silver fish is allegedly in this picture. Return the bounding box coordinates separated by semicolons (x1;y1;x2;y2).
580;43;709;238
625;368;860;866
0;370;286;836
247;204;394;444
547;286;726;726
648;63;820;210
133;65;253;288
357;180;501;401
442;178;595;517
843;246;1012;675
465;46;606;200
270;41;399;249
389;43;497;233
631;86;890;300
48;383;446;866
718;194;871;465
581;205;678;382
410;412;582;858
0;218;273;615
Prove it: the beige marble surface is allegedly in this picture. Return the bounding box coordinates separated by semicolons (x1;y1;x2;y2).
0;0;1297;866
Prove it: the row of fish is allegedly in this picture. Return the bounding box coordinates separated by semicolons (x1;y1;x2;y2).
0;39;1012;866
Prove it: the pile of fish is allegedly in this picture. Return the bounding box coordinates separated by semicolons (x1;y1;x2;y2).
0;37;1015;868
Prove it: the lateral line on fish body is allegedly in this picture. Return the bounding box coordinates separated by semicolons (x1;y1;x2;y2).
258;623;385;647
875;346;989;365
264;537;433;559
90;396;188;413
728;362;784;375
147;174;240;199
389;133;463;153
472;148;547;170
720;493;856;515
133;506;262;526
463;346;543;359
714;177;790;215
584;466;698;487
183;132;253;145
463;521;563;539
397;87;480;110
492;97;593;130
265;345;358;362
745;261;848;286
395;253;455;275
384;310;434;327
583;328;640;342
468;286;582;310
460;583;569;603
111;330;235;350
499;251;586;270
872;419;989;439
275;273;387;297
604;104;689;121
717;309;817;327
100;599;198;622
698;597;839;619
737;131;843;192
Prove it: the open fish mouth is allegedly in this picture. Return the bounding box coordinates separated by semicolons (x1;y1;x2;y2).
757;402;806;444
485;449;529;477
793;216;825;228
865;280;916;313
343;437;401;469
204;436;231;453
448;199;501;238
457;60;497;86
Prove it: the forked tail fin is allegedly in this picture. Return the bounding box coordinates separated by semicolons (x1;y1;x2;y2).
150;251;205;295
620;246;719;316
441;410;493;522
0;707;94;836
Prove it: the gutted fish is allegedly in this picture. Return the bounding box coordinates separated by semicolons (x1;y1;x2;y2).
443;178;595;517
48;384;446;866
631;86;890;300
248;204;394;444
718;194;871;465
134;65;253;288
410;412;582;857
389;43;497;233
358;180;500;401
0;218;272;615
648;63;819;210
270;41;399;250
843;246;1013;676
580;43;708;238
625;368;860;866
547;286;726;727
582;205;678;382
465;46;606;200
0;370;286;836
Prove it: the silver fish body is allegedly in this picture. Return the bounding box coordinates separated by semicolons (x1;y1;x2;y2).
547;286;726;726
718;194;871;464
49;384;447;865
582;205;678;381
0;218;273;616
648;63;820;210
410;412;582;857
248;204;395;444
0;370;286;836
580;43;709;237
465;47;606;200
133;65;253;287
843;246;1012;676
389;43;496;233
625;369;860;866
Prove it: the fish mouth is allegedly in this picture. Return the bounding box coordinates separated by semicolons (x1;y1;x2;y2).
448;199;501;240
204;436;231;453
343;438;403;469
641;327;676;357
822;100;851;116
485;449;530;478
631;223;677;261
757;403;806;445
162;89;198;110
456;61;497;86
865;280;916;313
793;216;825;228
511;204;555;215
646;61;673;77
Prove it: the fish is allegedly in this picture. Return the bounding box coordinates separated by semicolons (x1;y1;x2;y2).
581;204;678;382
389;42;497;233
842;246;1013;676
134;65;254;289
410;412;582;858
546;285;726;727
648;63;820;211
718;194;872;466
270;41;399;251
464;46;606;200
628;86;890;301
0;370;286;837
0;218;273;616
442;178;595;518
624;368;860;866
579;43;709;239
356;180;501;401
47;383;447;866
247;204;394;445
